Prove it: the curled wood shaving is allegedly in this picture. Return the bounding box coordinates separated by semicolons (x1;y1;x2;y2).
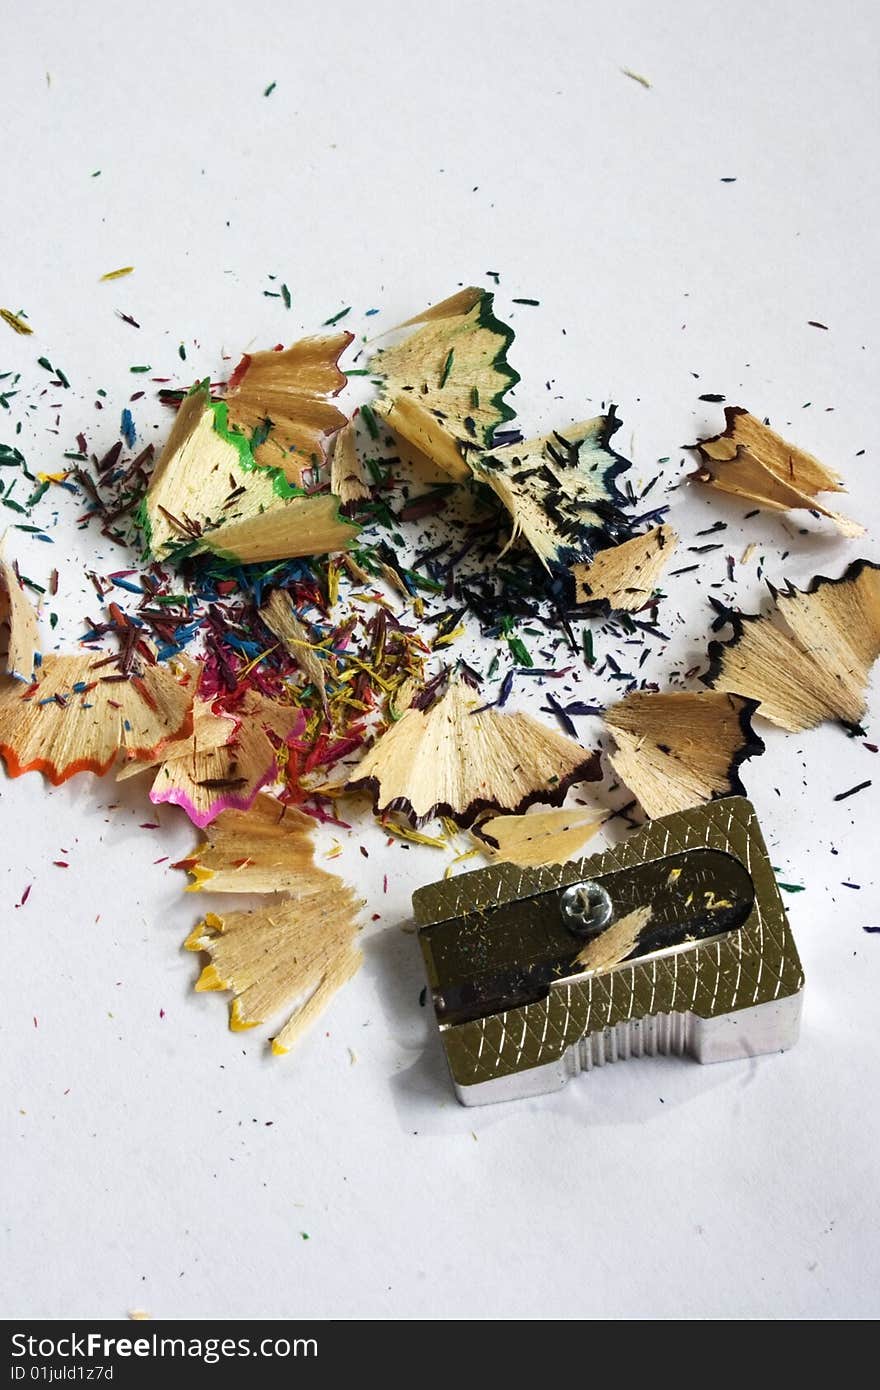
224;332;352;483
694;407;863;535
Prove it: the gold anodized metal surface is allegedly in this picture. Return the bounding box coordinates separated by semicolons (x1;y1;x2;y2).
413;797;803;1090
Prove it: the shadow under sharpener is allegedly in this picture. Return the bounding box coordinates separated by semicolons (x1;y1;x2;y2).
412;797;804;1106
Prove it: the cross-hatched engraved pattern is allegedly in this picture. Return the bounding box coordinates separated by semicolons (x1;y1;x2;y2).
431;798;804;1087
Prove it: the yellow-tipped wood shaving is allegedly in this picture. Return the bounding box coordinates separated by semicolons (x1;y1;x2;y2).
694;407;863;536
477;807;605;866
177;794;318;893
186;886;362;1055
574;905;652;973
347;676;601;827
571;525;676;611
705;560;880;730
604;691;763;818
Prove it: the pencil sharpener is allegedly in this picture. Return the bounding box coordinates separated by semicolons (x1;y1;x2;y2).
413;798;804;1106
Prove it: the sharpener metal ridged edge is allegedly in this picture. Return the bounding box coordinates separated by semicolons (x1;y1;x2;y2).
412;798;805;1106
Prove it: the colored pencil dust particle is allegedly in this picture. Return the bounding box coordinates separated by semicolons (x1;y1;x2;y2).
100;267;134;281
264;81;277;96
1;309;33;335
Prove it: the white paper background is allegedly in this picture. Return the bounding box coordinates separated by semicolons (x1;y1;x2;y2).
1;0;878;1320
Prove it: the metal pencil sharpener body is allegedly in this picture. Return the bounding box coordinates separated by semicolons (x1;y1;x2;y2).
412;798;804;1106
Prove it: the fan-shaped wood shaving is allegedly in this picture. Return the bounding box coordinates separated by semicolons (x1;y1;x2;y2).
694;407;863;536
0;543;40;682
224;332;351;483
571;524;676;610
477;807;605;866
186;886;362;1054
704;559;880;731
371;288;519;481
574;905;653;973
347;676;601;827
175;793;316;892
474;411;631;570
0;654;193;783
604;691;763;818
141;386;357;564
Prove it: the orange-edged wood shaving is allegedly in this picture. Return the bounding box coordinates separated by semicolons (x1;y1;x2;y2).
0;655;193;783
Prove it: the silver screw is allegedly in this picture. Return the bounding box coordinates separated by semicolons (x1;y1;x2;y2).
559;880;613;937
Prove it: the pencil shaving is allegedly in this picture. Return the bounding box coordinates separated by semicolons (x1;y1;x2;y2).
0;542;41;681
347;675;601;827
571;524;676;610
186;888;362;1054
694;407;863;535
0;654;192;783
604;690;764;818
260;590;328;709
224;332;352;483
141;385;357;564
704;559;880;731
474;412;632;570
371;288;519;482
574;904;653;973
176;793;318;893
122;690;305;826
477;807;605;866
330;419;371;509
